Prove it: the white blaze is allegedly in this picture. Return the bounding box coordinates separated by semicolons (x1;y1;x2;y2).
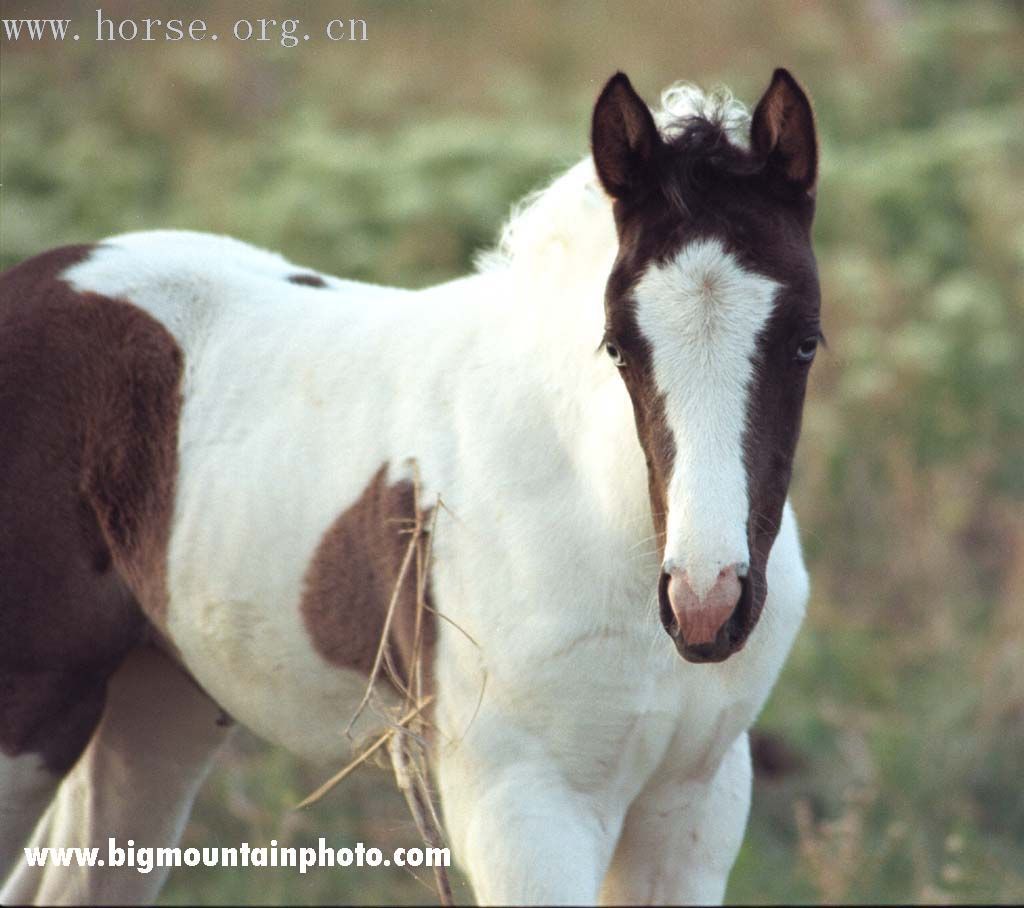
634;239;779;598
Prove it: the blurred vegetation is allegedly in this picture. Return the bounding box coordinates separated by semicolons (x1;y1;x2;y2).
2;0;1022;903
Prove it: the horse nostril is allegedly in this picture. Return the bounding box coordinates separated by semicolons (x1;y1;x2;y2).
657;562;756;663
658;571;679;637
660;565;741;647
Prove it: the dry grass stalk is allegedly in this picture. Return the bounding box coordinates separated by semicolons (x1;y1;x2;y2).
298;462;454;904
344;467;428;737
293;697;434;811
794;786;874;903
389;729;454;906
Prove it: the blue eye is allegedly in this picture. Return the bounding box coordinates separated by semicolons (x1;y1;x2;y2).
795;337;819;363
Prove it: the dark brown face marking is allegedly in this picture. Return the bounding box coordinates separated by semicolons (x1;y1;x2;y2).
0;244;184;770
301;465;436;695
601;294;675;542
592;70;821;661
288;273;328;288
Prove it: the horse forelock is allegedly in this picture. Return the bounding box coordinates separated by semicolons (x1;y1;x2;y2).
477;82;751;286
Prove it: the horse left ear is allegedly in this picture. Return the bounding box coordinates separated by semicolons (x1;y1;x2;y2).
591;72;663;201
750;69;818;197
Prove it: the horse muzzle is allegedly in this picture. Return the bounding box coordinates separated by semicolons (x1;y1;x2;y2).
658;564;754;663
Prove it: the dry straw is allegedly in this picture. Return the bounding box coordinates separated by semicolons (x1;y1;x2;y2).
296;465;454;905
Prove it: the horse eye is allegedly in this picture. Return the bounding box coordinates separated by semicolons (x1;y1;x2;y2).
606;342;626;367
795;337;819;364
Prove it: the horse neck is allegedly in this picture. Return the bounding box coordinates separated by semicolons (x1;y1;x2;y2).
458;253;655;556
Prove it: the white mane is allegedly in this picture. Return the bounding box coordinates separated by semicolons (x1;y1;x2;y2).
477;83;751;282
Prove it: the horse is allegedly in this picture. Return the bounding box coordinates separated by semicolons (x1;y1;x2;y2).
0;68;822;905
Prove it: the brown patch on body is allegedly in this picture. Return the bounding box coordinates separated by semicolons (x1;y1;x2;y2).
288;273;328;288
301;465;437;695
0;245;184;770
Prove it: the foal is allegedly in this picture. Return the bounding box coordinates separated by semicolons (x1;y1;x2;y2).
0;69;821;904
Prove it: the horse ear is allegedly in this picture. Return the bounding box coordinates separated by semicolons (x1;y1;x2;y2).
591;72;662;200
750;69;818;196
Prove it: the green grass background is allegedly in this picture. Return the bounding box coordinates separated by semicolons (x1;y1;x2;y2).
2;0;1022;903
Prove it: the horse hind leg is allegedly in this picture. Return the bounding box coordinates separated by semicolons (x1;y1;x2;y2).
0;662;120;876
1;645;233;905
0;753;57;876
1;244;203;900
0;502;143;885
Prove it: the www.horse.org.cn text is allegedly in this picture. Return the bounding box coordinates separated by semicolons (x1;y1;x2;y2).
0;11;369;47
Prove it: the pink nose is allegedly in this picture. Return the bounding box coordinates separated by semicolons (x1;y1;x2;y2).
666;566;742;645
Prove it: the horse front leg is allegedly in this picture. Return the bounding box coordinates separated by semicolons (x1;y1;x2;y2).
436;732;618;906
600;731;753;906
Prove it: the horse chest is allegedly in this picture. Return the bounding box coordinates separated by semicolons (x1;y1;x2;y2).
439;623;760;800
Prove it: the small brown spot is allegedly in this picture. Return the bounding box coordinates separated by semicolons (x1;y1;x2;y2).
288;273;328;288
300;465;436;694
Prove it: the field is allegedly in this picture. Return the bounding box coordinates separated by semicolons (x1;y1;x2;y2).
2;0;1022;903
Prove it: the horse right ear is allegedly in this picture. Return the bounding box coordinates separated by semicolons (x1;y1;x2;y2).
750;69;818;196
591;72;662;201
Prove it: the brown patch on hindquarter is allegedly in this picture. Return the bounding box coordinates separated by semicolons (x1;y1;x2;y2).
301;466;436;693
0;245;184;770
